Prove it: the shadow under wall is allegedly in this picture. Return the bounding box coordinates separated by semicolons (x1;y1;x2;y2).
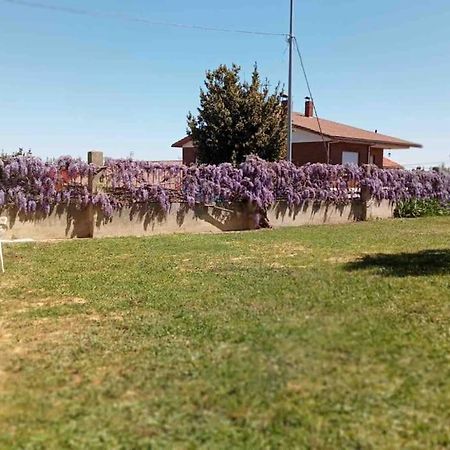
95;203;167;232
191;204;257;231
64;205;94;238
95;203;255;233
2;199;374;240
3;205;93;238
273;200;364;223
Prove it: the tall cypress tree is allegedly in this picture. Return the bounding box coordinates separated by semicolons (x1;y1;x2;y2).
187;64;287;165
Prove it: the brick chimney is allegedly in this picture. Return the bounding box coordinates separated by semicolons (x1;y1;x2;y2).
305;97;314;117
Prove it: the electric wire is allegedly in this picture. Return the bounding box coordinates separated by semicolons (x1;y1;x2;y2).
293;36;328;156
3;0;335;163
402;161;450;168
2;0;287;37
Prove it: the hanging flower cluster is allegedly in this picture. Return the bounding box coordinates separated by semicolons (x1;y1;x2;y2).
0;155;97;214
1;155;449;218
360;165;450;202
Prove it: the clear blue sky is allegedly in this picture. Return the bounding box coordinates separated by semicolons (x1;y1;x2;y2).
1;0;449;167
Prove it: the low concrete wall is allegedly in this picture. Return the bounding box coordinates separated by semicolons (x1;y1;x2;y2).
365;199;396;220
268;201;364;227
93;203;255;238
0;205;93;240
0;200;396;241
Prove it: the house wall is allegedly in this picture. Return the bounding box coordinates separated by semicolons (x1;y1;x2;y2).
184;143;384;168
293;129;332;143
331;142;371;165
371;148;384;167
292;142;327;165
183;147;198;165
293;142;384;167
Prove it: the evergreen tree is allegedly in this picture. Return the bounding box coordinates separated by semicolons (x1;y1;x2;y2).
187;64;287;165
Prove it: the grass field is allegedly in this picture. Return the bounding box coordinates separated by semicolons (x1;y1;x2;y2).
1;217;449;449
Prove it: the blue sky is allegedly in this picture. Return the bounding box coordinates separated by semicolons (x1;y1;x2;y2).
1;0;449;167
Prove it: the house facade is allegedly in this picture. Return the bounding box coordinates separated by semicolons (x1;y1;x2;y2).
172;99;421;167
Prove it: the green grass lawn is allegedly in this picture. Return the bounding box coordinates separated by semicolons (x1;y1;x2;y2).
1;218;449;449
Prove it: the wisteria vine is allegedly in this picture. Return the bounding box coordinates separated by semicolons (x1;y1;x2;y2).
1;155;449;219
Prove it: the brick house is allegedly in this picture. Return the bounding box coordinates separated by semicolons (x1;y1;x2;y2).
172;98;421;167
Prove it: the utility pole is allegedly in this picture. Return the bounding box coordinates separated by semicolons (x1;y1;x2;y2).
287;0;294;162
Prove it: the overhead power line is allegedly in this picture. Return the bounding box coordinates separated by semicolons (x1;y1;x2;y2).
2;0;287;37
293;37;328;156
402;161;450;167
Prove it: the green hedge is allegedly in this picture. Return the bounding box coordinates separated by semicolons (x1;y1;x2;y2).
395;199;450;218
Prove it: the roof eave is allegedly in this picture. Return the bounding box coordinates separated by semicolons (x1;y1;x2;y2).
171;136;192;148
371;142;423;150
292;125;421;149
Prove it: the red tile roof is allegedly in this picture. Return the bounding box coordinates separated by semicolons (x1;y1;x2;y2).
383;157;405;169
292;113;421;149
172;113;422;150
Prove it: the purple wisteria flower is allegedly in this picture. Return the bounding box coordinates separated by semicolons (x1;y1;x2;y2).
0;154;449;217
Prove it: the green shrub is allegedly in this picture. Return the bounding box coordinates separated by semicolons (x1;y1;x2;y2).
395;199;450;218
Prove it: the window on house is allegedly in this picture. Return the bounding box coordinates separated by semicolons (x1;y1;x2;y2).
342;151;359;165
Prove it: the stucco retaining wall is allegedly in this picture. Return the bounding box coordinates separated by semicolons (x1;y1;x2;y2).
0;205;93;240
93;203;255;238
0;200;396;241
365;199;396;220
268;201;364;227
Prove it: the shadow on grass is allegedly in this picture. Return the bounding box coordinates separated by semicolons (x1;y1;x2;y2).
345;249;450;277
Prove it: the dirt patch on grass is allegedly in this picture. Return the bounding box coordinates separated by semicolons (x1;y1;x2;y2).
0;307;131;395
17;296;87;311
325;256;356;264
230;256;256;262
1;306;128;359
0;276;26;291
256;242;308;255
